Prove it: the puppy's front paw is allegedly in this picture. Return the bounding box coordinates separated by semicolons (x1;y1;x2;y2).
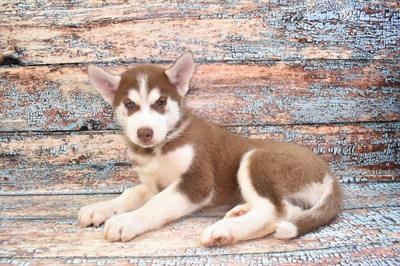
78;200;122;228
103;213;143;242
200;220;235;247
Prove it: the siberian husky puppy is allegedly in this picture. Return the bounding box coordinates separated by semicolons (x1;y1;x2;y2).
79;51;343;246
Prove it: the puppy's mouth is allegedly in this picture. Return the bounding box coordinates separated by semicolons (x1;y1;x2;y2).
136;140;158;148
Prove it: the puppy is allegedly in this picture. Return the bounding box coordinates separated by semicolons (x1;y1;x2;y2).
78;51;343;246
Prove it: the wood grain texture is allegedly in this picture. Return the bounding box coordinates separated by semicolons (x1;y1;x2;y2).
0;0;399;263
1;122;399;194
1;1;399;65
0;131;136;194
1;249;399;266
1;61;399;131
240;122;400;182
1;207;399;264
1;183;399;220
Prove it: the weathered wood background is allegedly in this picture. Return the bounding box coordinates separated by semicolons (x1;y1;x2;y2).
0;0;399;265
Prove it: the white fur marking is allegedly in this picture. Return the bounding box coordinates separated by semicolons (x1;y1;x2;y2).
128;144;195;191
274;221;298;239
127;89;141;108
275;174;335;239
289;173;334;209
104;181;202;242
238;150;270;206
200;150;280;246
137;73;149;101
114;104;128;129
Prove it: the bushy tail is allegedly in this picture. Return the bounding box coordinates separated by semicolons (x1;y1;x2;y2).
275;174;343;238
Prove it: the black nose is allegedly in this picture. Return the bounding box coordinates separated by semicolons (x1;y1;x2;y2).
137;127;154;142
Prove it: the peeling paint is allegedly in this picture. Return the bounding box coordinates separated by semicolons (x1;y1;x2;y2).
0;206;399;264
1;61;398;131
232;122;400;180
231;84;399;124
1;1;399;64
1;122;398;194
0;80;116;131
0;1;399;264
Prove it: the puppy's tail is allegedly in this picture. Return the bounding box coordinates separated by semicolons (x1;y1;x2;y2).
274;173;343;239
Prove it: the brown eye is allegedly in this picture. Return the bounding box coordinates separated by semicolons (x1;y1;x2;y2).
156;99;166;107
125;101;135;109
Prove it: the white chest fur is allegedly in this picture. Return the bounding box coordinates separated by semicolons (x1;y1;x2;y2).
127;144;195;190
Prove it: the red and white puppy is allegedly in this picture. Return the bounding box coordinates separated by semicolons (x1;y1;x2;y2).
79;51;343;246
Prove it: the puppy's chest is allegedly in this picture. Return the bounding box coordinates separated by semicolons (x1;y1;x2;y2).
128;144;195;188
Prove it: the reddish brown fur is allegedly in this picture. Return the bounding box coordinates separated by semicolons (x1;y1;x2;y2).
171;113;248;207
84;52;343;243
117;86;342;235
248;146;329;213
113;65;181;110
293;177;343;235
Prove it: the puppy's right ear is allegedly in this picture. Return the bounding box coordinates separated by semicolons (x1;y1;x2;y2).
87;65;121;106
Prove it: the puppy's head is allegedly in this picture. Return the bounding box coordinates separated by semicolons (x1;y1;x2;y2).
87;51;195;148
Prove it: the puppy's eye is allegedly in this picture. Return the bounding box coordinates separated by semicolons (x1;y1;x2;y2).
125;101;135;109
156;99;166;107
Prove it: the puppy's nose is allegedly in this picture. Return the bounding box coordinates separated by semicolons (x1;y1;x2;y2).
137;127;154;142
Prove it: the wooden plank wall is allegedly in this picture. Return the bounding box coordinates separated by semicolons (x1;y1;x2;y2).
0;0;399;265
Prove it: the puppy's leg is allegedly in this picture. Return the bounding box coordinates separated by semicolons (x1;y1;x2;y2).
200;202;278;247
224;203;251;218
200;150;280;246
103;181;211;242
78;183;155;227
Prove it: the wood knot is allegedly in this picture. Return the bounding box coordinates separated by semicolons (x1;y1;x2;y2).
70;159;79;165
299;38;308;44
0;56;23;66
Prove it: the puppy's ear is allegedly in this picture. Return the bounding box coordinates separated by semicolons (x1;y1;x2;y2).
87;65;121;106
165;50;195;96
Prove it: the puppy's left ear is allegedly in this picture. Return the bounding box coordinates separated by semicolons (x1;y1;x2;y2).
165;50;195;96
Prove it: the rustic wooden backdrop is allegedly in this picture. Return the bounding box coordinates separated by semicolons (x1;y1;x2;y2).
0;0;399;265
